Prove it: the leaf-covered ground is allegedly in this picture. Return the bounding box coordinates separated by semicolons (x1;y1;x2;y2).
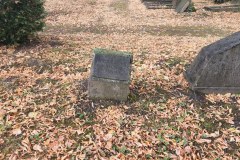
0;0;240;159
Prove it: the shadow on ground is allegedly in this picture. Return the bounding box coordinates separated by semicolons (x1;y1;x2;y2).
45;24;231;37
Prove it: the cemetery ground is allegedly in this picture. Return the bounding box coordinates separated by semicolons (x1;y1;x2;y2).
0;0;240;159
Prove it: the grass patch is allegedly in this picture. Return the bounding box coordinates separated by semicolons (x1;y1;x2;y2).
165;57;184;68
36;77;58;86
51;48;75;54
24;58;53;74
112;145;131;155
73;67;88;73
55;58;78;66
55;117;78;128
200;115;232;133
0;76;20;90
143;116;177;130
0;135;23;156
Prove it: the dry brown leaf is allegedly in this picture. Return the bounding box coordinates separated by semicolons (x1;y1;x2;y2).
11;128;22;136
196;139;212;144
28;112;38;118
184;146;192;154
0;109;6;121
0;139;4;145
21;137;31;152
65;140;73;148
49;141;59;152
33;144;43;152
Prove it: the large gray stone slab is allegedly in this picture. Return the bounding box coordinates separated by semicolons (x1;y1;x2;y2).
91;48;132;81
185;31;240;93
175;0;190;13
204;5;240;12
142;0;174;9
88;48;132;101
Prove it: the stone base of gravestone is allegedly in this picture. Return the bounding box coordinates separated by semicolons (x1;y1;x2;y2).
204;5;240;12
175;0;191;13
88;77;130;101
142;0;174;9
185;31;240;93
88;48;132;101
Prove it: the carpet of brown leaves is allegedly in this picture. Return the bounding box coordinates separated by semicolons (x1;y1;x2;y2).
0;0;240;159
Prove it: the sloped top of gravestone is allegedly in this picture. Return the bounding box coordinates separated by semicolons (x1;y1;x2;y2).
185;31;240;85
200;31;240;56
175;0;190;13
91;48;133;81
204;5;240;12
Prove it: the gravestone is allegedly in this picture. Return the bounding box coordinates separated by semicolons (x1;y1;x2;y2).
204;5;240;12
172;0;178;8
175;0;191;13
142;0;174;9
185;31;240;93
88;48;132;101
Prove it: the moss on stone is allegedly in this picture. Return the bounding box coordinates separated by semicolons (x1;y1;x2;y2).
94;48;132;58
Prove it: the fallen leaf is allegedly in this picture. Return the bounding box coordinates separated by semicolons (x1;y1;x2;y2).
65;140;73;148
184;146;192;153
28;112;38;118
175;148;181;156
196;139;211;144
12;128;22;136
49;141;59;152
105;141;112;150
0;139;4;145
0;109;6;121
104;133;113;141
207;131;220;138
33;144;43;152
21;137;31;152
228;128;240;133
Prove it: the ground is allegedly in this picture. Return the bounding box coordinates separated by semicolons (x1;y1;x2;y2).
0;0;240;159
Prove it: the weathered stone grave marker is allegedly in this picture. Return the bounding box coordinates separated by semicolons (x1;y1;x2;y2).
204;5;240;12
88;48;132;101
185;31;240;93
175;0;191;13
142;0;175;9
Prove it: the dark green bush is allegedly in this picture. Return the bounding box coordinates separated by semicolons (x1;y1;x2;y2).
0;0;46;44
